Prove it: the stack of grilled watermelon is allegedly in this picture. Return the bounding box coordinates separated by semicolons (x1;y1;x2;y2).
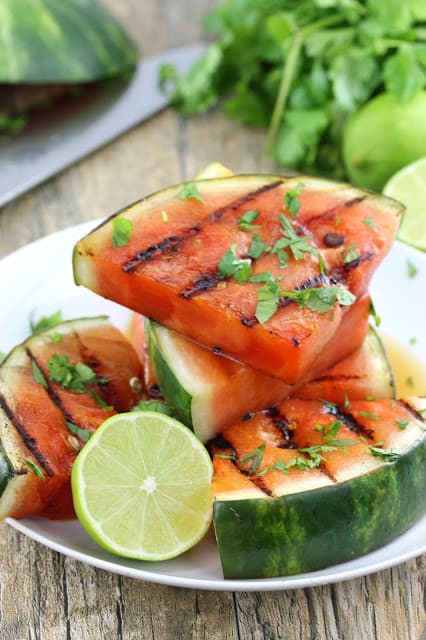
1;166;425;579
72;167;426;578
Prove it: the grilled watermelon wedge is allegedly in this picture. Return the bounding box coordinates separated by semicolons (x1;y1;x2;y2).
211;397;426;578
0;0;137;84
73;175;402;384
145;312;394;441
0;317;143;520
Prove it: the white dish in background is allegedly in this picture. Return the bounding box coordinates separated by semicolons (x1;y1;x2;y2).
1;220;425;591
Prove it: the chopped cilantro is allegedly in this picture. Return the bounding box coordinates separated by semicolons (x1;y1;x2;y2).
112;217;133;247
359;410;382;420
47;354;110;409
161;210;169;222
247;235;267;259
368;446;400;462
395;419;409;430
406;376;414;387
362;217;377;232
343;243;360;264
407;260;418;279
344;393;351;409
278;214;317;261
238;209;261;231
365;395;376;401
31;360;48;388
132;400;174;416
30;309;63;335
281;286;355;314
65;421;93;443
215;453;236;461
178;182;204;203
241;443;266;474
50;332;63;343
369;299;381;327
284;182;304;219
218;244;252;281
24;459;45;479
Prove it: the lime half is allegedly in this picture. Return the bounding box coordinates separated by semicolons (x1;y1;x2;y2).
383;157;426;251
71;412;213;561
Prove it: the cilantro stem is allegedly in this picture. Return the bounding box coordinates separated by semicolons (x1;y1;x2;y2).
266;31;303;153
266;14;344;153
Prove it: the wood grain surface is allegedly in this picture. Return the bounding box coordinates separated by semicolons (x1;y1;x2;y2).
0;1;425;638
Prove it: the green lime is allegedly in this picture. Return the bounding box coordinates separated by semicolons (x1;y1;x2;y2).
343;92;426;192
383;157;426;251
71;411;213;561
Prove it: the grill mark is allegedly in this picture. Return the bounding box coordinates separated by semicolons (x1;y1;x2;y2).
123;225;201;273
122;180;283;273
319;462;338;482
180;273;219;299
397;399;426;424
208;433;234;452
0;392;54;477
268;409;298;448
330;251;374;282
238;466;273;496
74;331;119;409
304;196;367;226
324;402;375;440
278;273;332;309
310;373;362;383
207;180;283;222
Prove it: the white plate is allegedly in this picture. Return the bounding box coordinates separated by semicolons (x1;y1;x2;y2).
1;220;425;591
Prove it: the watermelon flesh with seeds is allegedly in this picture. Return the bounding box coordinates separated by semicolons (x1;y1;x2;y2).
0;317;144;521
73;175;402;385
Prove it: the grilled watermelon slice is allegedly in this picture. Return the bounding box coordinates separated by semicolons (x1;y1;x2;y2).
73;175;402;384
211;397;426;578
0;0;137;84
145;311;394;441
0;317;143;520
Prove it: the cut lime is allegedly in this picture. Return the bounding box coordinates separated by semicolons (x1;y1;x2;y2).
71;411;213;561
383;157;426;251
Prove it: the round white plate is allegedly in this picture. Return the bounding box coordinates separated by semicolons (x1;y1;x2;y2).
1;220;425;591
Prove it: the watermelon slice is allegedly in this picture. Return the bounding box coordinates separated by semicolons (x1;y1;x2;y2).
0;317;144;520
73;175;402;384
211;396;426;578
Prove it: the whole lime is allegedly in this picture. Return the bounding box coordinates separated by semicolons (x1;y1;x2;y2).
343;92;426;192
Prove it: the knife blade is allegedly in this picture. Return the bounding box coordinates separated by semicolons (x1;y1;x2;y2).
0;43;206;209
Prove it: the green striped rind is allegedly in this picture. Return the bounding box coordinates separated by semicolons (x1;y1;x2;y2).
146;319;193;430
0;0;137;83
213;434;426;578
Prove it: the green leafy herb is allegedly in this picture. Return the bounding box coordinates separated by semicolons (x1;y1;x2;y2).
407;259;418;279
132;400;174;416
362;217;377;232
368;446;400;462
365;395;376;401
278;214;316;261
160;4;426;178
32;360;48;388
281;285;355;313
161;210;169;222
238;209;261;231
30;310;63;335
359;410;382;420
215;453;236;461
344;393;351;409
284;182;304;218
369;299;381;327
241;443;266;474
218;244;252;282
406;376;415;387
24;459;45;479
50;332;63;343
112;217;133;247
248;235;267;259
65;421;93;443
395;419;409;431
343;243;360;264
178;182;204;203
47;354;110;409
409;337;417;346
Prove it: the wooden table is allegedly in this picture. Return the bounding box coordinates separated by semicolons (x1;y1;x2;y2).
0;2;425;638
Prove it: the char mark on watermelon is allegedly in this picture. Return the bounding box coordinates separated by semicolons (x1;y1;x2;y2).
323;402;375;440
304;195;367;226
397;399;426;422
262;407;297;448
0;392;54;477
180;273;220;299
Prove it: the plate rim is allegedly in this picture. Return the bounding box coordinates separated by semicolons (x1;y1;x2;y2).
2;218;426;591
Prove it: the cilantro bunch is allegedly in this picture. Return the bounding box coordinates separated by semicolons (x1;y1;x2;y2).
160;0;426;178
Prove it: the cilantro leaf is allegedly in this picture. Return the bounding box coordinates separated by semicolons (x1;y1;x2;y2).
368;446;400;462
24;459;45;480
65;421;93;443
248;235;267;259
30;310;63;335
407;259;418;279
362;217;377;232
284;182;304;218
178;182;205;203
47;354;110;409
218;244;252;281
112;217;133;247
383;46;425;102
32;360;48;389
238;209;261;231
241;443;266;474
132;400;174;416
